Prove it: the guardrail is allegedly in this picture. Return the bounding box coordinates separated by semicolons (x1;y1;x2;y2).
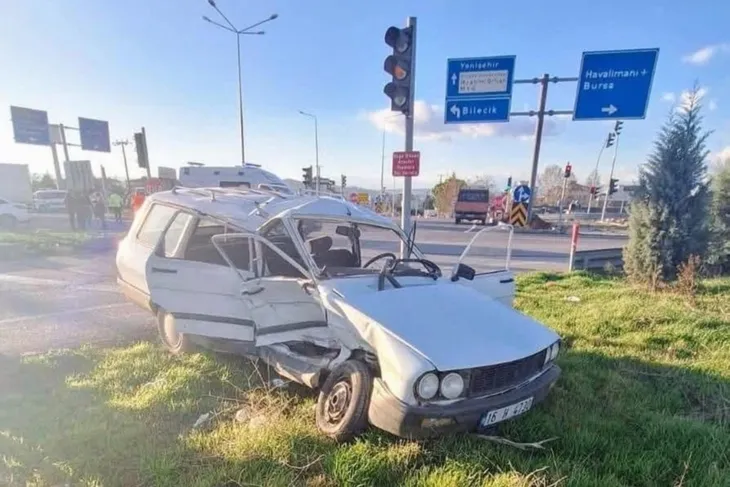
569;248;624;272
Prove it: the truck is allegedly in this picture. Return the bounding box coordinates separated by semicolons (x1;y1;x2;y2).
454;188;490;225
178;163;294;194
0;163;33;204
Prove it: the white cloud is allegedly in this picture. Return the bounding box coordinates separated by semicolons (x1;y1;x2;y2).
661;92;676;103
682;43;730;65
713;146;730;163
365;100;563;142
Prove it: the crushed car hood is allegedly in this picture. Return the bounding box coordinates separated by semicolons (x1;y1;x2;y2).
325;279;560;370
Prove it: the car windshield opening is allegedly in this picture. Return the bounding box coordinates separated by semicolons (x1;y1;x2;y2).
294;219;427;277
458;189;489;202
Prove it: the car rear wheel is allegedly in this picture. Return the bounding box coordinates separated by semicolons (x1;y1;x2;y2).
315;359;373;442
455;218;461;225
0;215;17;230
156;309;194;354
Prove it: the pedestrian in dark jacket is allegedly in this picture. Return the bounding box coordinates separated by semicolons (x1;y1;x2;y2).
64;191;77;231
93;196;107;230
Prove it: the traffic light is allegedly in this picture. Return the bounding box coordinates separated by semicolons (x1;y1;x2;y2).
341;174;347;188
614;120;623;135
590;185;596;195
564;163;572;178
383;25;415;115
134;131;149;169
606;132;615;148
507;176;512;189
302;166;313;187
609;178;619;195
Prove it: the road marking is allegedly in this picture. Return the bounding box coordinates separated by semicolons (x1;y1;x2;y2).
0;303;133;326
464;224;477;233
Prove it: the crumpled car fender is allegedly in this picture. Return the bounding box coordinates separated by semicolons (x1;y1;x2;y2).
320;289;434;405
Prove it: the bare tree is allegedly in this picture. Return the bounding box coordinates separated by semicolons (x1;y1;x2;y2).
537;165;576;204
585;169;601;187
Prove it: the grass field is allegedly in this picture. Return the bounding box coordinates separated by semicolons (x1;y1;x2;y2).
0;231;93;252
1;272;729;486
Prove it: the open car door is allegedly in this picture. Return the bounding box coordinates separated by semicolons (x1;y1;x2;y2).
449;224;516;307
211;233;335;349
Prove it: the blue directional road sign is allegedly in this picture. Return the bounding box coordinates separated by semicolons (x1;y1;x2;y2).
573;48;659;121
78;117;111;152
10;106;50;145
445;55;516;124
513;184;531;204
445;98;512;124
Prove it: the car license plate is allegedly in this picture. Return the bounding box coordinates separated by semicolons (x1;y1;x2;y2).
480;397;534;427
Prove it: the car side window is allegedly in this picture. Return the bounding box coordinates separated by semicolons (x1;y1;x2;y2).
160;212;194;258
183;218;252;271
136;204;177;248
261;219;306;278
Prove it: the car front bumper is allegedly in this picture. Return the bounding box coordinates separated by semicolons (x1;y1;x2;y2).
368;364;560;439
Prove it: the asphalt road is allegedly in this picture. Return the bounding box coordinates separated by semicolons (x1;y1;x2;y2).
1;216;626;356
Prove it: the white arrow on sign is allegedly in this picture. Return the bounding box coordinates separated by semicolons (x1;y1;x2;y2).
601;104;618;115
450;104;461;119
451;73;457;85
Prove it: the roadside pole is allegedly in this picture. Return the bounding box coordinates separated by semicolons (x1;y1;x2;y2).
49;142;63;190
509;76;578;222
568;222;580;271
601;132;619;222
113;139;132;191
59;124;71;163
400;16;417;257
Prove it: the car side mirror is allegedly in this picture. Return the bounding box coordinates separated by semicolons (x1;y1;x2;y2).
451;263;476;282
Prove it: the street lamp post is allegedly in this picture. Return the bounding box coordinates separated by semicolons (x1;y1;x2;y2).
298;110;320;195
202;1;278;165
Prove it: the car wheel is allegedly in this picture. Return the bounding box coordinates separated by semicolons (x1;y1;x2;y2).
0;214;17;230
156;309;194;354
315;359;373;442
455;218;461;225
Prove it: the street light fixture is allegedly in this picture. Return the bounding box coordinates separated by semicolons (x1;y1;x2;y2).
202;3;278;165
298;110;320;195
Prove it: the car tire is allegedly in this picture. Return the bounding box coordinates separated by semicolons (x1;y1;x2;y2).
156;309;195;354
455;218;461;225
315;359;373;442
0;215;17;230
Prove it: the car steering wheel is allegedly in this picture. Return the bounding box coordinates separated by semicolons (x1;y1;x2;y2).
363;252;397;268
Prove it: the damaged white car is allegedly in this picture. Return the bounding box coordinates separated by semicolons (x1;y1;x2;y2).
116;187;561;440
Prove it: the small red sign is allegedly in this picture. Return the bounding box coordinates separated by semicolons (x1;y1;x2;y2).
349;192;359;203
392;151;421;177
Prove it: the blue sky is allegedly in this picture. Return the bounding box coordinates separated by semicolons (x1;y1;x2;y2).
1;0;729;190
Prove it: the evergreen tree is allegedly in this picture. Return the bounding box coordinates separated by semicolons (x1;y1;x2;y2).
707;158;730;273
624;86;711;283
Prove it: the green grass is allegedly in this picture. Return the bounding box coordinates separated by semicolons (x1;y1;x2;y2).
1;272;729;486
0;231;93;252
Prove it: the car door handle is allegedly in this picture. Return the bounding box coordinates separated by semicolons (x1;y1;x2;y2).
499;278;514;284
151;267;177;274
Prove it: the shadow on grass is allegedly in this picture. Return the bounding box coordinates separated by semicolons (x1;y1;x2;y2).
1;344;728;487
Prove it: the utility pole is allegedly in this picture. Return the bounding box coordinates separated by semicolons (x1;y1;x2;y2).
400;16;417;255
141;126;152;179
113;139;132;190
588;132;614;214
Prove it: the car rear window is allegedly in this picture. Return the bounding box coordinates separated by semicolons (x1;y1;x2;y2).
458;190;489;202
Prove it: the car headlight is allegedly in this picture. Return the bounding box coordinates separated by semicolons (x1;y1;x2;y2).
416;372;439;400
440;372;465;399
544;341;560;365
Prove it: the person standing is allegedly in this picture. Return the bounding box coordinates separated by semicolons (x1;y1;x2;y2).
131;188;146;214
76;192;92;231
93;194;107;230
108;192;123;223
64;191;77;231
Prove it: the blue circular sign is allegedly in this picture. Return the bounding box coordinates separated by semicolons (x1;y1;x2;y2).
513;185;531;204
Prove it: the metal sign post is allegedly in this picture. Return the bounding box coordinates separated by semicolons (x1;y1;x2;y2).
601;134;620;222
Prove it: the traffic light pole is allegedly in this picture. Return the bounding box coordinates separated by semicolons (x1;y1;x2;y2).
400;16;416;257
601;133;619;222
587;140;607;214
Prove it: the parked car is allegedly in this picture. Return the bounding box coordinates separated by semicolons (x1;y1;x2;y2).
0;197;31;229
33;189;68;212
116;187;561;440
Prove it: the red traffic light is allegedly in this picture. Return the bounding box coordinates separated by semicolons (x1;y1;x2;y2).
590;185;596;195
564;163;572;178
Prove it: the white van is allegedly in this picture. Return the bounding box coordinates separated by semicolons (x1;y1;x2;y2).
33;190;68;212
178;164;294;195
